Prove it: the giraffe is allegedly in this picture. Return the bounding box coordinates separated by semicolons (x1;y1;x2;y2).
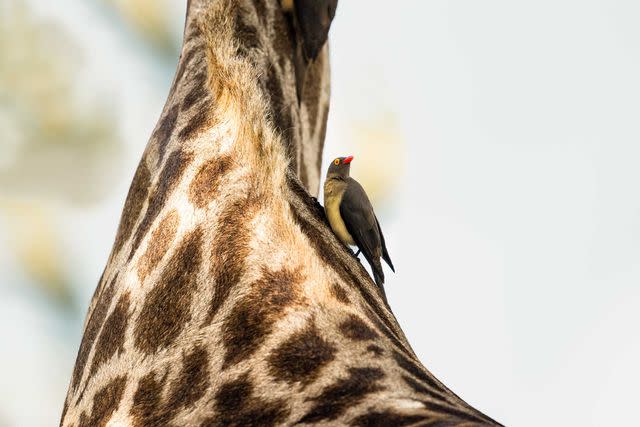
60;0;502;425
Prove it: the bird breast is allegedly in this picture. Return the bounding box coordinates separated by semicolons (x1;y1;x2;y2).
324;181;355;246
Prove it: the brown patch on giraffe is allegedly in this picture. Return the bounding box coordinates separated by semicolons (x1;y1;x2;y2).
267;320;336;387
204;194;260;324
167;345;210;409
252;0;269;22
169;21;204;95
205;373;290;427
366;344;385;357
263;65;295;168
365;308;411;354
70;274;118;391
113;160;151;255
154;104;180;165
221;266;305;368
60;397;70;425
271;1;294;61
174;46;204;91
419;400;492;425
302;51;325;135
137;209;180;283
339;314;379;342
134;228;203;354
402;375;448;404
77;375;127;427
181;73;210;112
128;150;193;261
177;98;215;141
392;350;443;394
89;292;131;377
188;155;232;209
315;103;330;172
129;345;210;426
350;411;427;427
330;282;350;304
299;149;309;190
130;370;171;427
299;367;386;423
234;4;261;58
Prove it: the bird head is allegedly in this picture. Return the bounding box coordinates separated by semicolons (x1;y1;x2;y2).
326;155;353;179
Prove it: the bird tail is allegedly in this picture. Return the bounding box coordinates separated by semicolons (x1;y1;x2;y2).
382;248;394;272
371;259;385;288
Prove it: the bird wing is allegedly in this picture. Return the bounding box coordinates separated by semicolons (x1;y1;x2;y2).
340;178;385;286
375;215;394;272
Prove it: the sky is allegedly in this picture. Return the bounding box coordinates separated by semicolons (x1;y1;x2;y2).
1;0;639;425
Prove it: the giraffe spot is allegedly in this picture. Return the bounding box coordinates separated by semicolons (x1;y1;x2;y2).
263;65;295;165
392;350;442;394
419;400;491;425
234;5;261;58
77;375;127;427
137;210;180;283
113;160;151;254
206;374;290;427
167;345;210;409
402;375;447;404
302;51;326;135
181;78;210;112
299;150;309;191
188;155;232;209
174;47;200;90
134;229;203;354
366;309;410;354
338;314;379;342
299;367;386;423
252;0;269;22
271;1;295;60
129;150;193;261
60;397;70;425
89;292;131;377
221;267;305;368
130;346;209;427
366;344;385;357
154;104;180;165
70;274;118;391
330;282;350;304
130;370;172;427
350;411;426;427
267;321;336;387
315;104;330;173
177;98;215;141
204;195;260;324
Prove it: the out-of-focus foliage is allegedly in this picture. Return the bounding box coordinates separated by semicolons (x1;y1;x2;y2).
104;0;183;58
0;1;121;205
0;200;72;307
0;0;125;308
349;112;405;205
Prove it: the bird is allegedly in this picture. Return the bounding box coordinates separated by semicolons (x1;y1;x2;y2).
323;155;395;287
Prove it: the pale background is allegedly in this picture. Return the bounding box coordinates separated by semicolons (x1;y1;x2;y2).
1;1;639;426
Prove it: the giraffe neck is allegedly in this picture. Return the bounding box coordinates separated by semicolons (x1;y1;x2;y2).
61;1;500;425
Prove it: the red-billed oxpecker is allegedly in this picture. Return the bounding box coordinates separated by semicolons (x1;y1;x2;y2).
323;156;395;288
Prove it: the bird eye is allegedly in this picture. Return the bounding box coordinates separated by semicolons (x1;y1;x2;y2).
334;159;340;165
